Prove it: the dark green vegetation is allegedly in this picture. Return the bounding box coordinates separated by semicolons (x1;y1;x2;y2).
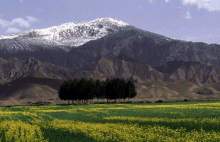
58;77;137;105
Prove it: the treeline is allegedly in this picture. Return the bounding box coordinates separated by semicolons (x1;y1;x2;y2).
58;77;137;104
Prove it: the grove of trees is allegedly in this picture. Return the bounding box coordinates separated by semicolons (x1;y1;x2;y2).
58;77;137;105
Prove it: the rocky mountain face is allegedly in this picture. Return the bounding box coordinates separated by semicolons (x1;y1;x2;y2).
59;27;220;71
1;17;220;105
153;60;220;84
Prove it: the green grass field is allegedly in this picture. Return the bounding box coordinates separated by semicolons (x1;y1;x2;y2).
0;100;220;141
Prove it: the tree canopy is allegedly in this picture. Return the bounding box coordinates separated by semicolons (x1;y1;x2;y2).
58;77;137;104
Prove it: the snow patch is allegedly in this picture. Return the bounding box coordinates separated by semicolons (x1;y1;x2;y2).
0;34;19;39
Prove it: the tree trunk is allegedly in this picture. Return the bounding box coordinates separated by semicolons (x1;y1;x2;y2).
68;100;69;104
72;100;73;105
107;98;108;103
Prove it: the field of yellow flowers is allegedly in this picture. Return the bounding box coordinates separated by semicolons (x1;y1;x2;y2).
0;100;220;142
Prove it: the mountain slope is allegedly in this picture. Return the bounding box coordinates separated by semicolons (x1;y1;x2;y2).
1;55;220;104
153;60;220;84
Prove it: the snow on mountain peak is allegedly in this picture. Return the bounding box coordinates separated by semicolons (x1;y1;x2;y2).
0;17;131;50
90;17;129;26
0;34;19;39
1;17;129;40
28;17;129;45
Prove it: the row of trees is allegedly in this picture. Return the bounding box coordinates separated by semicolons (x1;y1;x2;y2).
58;77;137;104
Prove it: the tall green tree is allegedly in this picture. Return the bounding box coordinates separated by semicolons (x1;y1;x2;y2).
119;78;127;102
125;80;131;101
110;77;127;103
95;79;102;103
111;78;121;102
86;78;96;104
126;80;137;101
76;77;87;104
105;82;111;103
69;78;79;105
100;78;110;101
58;80;69;102
66;79;74;104
105;78;116;102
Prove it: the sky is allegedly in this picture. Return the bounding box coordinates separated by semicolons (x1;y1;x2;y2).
0;0;219;44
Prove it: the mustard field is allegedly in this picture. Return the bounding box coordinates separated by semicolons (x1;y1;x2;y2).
0;100;220;142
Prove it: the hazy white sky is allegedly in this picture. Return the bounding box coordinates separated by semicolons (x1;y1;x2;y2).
0;0;219;44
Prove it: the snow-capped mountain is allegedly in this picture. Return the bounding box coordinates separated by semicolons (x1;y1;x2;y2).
0;17;176;54
0;17;132;52
1;17;220;72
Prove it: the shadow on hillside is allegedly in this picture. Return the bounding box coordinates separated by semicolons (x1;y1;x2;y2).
0;76;65;100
